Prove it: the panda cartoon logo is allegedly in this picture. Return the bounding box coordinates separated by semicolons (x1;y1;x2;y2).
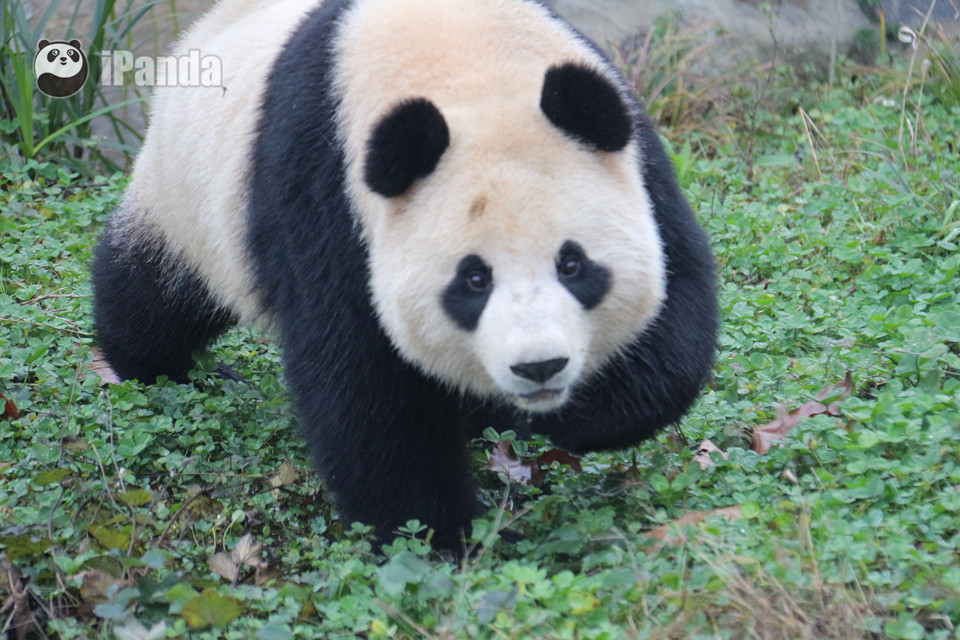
34;39;88;98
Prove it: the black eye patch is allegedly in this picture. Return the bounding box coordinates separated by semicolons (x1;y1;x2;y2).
442;255;492;332
556;241;610;309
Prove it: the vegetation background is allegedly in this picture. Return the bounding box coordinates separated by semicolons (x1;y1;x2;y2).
2;0;960;638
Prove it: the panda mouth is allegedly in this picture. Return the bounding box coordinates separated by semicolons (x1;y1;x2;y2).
514;387;567;412
520;388;562;402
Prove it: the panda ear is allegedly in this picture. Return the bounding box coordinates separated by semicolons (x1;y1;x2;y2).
540;62;633;152
364;98;449;198
38;39;49;51
69;39;82;50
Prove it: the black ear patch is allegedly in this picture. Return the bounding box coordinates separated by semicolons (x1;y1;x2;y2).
364;98;449;197
540;62;632;152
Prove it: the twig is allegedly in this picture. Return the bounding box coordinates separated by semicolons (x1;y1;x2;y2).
897;0;938;162
18;289;89;306
156;490;208;545
0;316;93;337
798;107;823;182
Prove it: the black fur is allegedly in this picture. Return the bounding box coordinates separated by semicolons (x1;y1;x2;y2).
92;227;236;383
246;0;479;552
556;240;610;310
364;98;450;197
442;255;493;332
540;62;632;152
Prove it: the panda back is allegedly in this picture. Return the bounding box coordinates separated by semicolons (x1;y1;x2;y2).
119;0;324;326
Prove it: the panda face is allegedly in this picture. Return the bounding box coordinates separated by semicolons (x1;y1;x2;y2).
35;40;85;78
366;147;666;413
336;0;668;412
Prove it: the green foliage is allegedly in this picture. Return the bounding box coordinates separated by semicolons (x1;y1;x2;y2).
925;32;960;107
2;50;960;640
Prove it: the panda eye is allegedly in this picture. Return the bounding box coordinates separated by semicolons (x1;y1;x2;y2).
68;50;79;62
465;270;490;291
558;255;581;279
48;49;59;62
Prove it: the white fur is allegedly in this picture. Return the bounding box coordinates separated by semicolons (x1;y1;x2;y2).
113;0;316;325
122;0;666;411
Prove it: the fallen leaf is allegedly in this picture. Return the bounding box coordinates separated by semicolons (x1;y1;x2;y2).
487;442;583;485
488;441;535;484
231;533;266;569
645;506;744;544
210;533;267;585
275;460;299;486
1;393;20;421
89;348;122;385
269;460;300;493
692;439;727;469
208;553;238;583
751;372;853;455
254;564;283;586
74;569;131;603
536;449;582;472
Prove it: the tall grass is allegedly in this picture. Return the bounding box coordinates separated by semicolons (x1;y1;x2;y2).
611;14;747;139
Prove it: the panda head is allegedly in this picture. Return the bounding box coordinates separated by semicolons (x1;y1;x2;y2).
361;62;666;413
34;39;88;98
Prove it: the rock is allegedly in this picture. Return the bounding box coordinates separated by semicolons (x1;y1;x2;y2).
544;0;875;67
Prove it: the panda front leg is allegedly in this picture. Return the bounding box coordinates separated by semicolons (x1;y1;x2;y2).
92;217;236;383
278;309;480;553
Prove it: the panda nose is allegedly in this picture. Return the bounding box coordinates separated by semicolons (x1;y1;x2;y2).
510;357;569;384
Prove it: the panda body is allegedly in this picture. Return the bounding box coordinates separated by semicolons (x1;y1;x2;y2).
93;0;718;550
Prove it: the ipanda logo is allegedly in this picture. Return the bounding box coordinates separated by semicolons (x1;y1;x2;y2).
34;39;89;98
32;39;222;95
101;49;223;87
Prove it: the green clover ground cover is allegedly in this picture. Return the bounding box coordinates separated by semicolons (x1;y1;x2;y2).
2;72;960;639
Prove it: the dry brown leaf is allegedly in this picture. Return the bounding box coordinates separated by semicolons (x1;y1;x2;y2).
209;553;239;583
90;348;122;385
211;534;268;585
1;393;20;421
536;449;582;473
231;533;267;569
487;442;583;485
645;506;744;544
751;372;853;455
276;460;299;485
692;439;727;469
270;460;300;490
488;441;534;484
254;564;283;586
74;569;132;603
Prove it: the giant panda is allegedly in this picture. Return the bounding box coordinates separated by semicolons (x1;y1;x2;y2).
92;0;718;552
